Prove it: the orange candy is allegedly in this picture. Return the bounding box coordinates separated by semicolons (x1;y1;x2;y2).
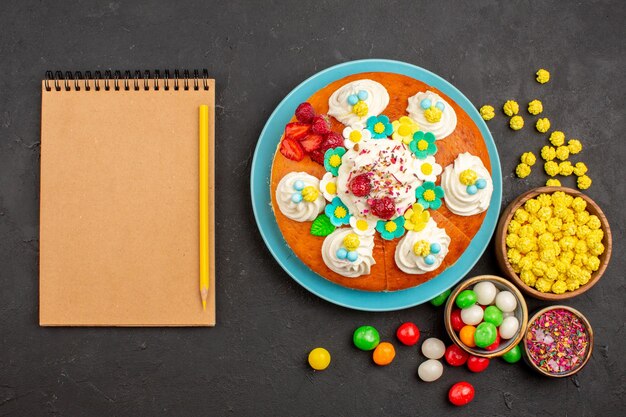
372;342;396;366
459;325;477;347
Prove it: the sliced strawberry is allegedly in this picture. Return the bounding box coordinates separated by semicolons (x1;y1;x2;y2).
311;114;331;135
299;133;323;153
279;138;305;161
284;122;311;141
295;102;315;123
309;149;324;165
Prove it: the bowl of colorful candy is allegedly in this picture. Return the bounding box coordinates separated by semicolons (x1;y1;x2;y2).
523;305;593;377
444;275;528;358
495;187;612;300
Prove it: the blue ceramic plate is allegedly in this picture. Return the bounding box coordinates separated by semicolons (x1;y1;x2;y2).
251;59;502;311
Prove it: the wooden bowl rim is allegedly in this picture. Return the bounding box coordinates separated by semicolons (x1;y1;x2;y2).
522;305;594;378
444;274;529;358
496;186;612;301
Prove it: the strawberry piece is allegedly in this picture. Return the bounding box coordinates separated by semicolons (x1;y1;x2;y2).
369;197;396;220
279;138;305;161
309;150;324;165
299;133;323;153
284;122;311;141
295;102;315;123
350;174;371;197
311;114;331;135
320;132;343;153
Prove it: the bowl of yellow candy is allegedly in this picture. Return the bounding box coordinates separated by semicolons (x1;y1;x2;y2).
495;187;612;300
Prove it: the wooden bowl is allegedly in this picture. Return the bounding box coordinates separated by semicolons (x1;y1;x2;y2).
444;275;528;358
495;186;612;300
523;305;593;378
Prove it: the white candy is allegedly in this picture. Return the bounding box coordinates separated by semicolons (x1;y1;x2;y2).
421;337;446;359
495;291;517;313
499;316;520;339
474;281;497;305
418;359;443;382
460;304;484;326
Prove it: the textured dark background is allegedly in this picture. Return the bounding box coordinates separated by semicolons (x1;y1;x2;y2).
1;0;624;416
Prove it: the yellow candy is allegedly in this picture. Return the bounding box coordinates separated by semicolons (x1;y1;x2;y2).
579;269;592;285
553;232;563;241
524;198;541;214
520;152;536;166
551;280;567;294
586;256;600;271
515;163;531;178
559;236;576;251
563;209;575;223
535;277;552;293
515;237;535;254
551;191;567;205
573;253;588;267
560;250;575;263
547;218;562;233
479;105;495;121
536;118;550;133
536;69;550;84
508;248;522;264
520;269;537;286
413;240;431;257
513;208;530;223
302;186;320;202
459;169;478;185
343;233;361;251
549;131;565;146
555;146;570;161
554;259;568;274
537;232;553;249
568;139;583;154
424;106;442;123
532;261;548;277
526;251;539;261
577;175;592;190
573;162;588;176
352;101;368;117
574;240;588;254
575;211;590;226
587;229;604;243
506;233;520;248
567;264;583;281
503;100;519;116
541;146;556;161
508;219;521;234
510;115;524;130
537;206;552;221
546;179;561;187
559;161;574;176
536;194;552;207
587;215;601;230
571;197;587;212
308;347;331;371
531;220;547;235
519;224;534;238
566;278;580;292
518;256;533;270
545;161;560;178
528;100;543;115
589;242;605;256
540;249;557;263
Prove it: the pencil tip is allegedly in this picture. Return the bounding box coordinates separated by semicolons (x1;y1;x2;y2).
202;299;207;311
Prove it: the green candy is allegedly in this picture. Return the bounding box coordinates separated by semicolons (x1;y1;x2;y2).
455;290;477;309
430;289;451;307
502;344;522;363
483;305;503;327
474;322;497;348
353;325;380;351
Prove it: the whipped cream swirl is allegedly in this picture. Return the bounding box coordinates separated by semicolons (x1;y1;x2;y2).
395;218;451;274
336;139;422;221
321;228;376;277
441;152;493;216
328;79;390;128
406;91;457;140
276;172;325;222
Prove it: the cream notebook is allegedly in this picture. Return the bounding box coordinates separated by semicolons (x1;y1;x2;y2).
40;70;215;326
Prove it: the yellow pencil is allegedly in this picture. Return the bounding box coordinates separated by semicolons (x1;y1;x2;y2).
199;105;210;310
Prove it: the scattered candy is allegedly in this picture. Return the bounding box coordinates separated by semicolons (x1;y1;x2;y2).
461;304;484;326
450;309;464;332
515;163;531;178
448;382;475;406
502;344;522;363
473;281;497;305
467;355;490;373
459;325;477;347
549;131;565;147
430;289;451;307
483;305;503;326
527;99;543;115
485;332;501;351
474;322;498;348
526;308;589;374
422;338;446;360
536;68;550;84
495;291;517;312
503;100;519;116
353;326;380;351
396;322;420;346
418;359;444;382
577;174;592;190
510;115;524;130
479;105;495;121
536;117;551;133
373;342;396;366
499;316;520;340
444;344;469;367
308;347;331;371
546;178;561;187
455;290;477;309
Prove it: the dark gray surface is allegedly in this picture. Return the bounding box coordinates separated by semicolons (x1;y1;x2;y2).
1;0;624;415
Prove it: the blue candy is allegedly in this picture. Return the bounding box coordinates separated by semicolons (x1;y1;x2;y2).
424;254;436;265
347;94;359;105
347;251;359;262
435;101;445;111
467;185;478;195
430;242;441;254
476;178;487;189
291;193;303;203
294;180;305;191
336;248;348;260
420;98;432;110
357;90;368;101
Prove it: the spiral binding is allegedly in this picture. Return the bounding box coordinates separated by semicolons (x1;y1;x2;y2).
44;69;210;92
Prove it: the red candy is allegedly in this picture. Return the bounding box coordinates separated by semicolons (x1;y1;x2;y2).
448;382;475;406
396;322;420;346
467;355;490;373
444;344;469;367
450;309;464;332
485;332;501;352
